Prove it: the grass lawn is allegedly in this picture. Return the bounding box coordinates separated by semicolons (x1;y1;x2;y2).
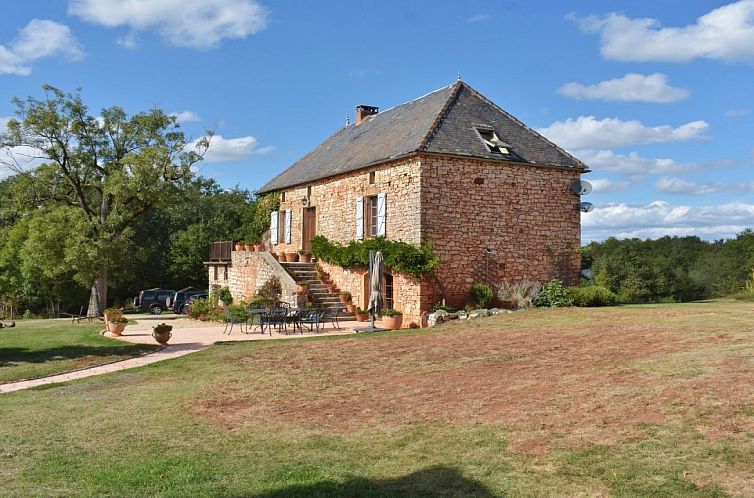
1;301;753;496
0;320;159;383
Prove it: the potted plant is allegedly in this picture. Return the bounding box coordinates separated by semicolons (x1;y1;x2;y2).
152;323;173;345
104;308;128;335
299;250;312;263
278;251;287;262
235;241;244;251
346;303;356;313
285;251;299;262
355;307;369;322
244;241;253;251
327;282;338;294
339;291;351;304
253;241;263;252
381;308;403;330
296;281;309;295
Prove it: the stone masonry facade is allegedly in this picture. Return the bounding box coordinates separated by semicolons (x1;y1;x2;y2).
254;153;582;326
208;252;298;306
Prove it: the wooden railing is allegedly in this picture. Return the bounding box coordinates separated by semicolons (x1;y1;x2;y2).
208;241;233;261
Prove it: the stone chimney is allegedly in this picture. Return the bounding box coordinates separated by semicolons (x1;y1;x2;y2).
355;105;379;125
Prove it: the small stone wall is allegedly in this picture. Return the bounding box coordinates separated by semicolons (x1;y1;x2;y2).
208;251;298;306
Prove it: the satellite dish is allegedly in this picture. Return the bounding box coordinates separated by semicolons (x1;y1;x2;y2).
570;180;593;195
579;202;594;213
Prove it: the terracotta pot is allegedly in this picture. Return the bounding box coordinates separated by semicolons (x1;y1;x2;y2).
355;313;369;322
152;330;172;345
327;284;337;294
296;284;309;295
346;303;356;313
234;242;243;251
300;253;312;263
339;294;350;304
107;322;126;335
285;252;299;262
278;253;287;262
253;244;263;252
382;315;403;330
244;242;253;251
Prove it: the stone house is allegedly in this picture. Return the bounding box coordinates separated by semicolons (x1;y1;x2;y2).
209;81;588;326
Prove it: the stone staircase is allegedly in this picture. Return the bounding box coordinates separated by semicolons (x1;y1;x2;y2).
279;262;356;320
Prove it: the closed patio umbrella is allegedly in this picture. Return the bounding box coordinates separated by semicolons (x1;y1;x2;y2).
357;250;386;332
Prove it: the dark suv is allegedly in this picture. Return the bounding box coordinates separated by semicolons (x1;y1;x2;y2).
134;288;176;315
169;287;208;314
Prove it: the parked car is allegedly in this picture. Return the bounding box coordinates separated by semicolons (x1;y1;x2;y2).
134;288;176;315
170;287;208;314
181;293;208;315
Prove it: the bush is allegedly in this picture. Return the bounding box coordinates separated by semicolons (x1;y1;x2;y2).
569;285;618;307
188;297;212;318
382;308;402;317
498;280;541;309
256;276;282;307
470;283;494;308
311;235;439;278
215;287;233;305
533;279;573;307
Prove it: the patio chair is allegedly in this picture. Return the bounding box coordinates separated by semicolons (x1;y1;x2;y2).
261;307;288;335
323;305;345;330
286;307;306;334
299;308;327;333
223;307;247;335
60;306;100;324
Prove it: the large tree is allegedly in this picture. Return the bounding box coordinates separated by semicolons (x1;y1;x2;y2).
0;85;208;314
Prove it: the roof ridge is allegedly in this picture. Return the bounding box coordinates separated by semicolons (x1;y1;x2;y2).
418;80;464;151
461;84;587;169
376;82;456;116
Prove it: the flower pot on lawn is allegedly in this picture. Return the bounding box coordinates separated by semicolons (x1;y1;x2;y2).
152;323;173;345
381;310;403;330
285;252;299;262
106;322;127;335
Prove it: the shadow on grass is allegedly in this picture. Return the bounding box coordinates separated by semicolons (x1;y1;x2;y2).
0;344;155;367
253;466;499;498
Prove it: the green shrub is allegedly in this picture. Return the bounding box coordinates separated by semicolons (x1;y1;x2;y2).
215;287;233;305
256;276;282;307
311;235;439;278
569;285;618;307
498;280;541;309
470;283;494;308
188;297;212;317
533;279;573;307
431;302;456;313
382;308;402;317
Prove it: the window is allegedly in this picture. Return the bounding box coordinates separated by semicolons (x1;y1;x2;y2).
223;266;228;281
476;128;510;155
213;266;218;280
307;186;312;197
384;273;394;310
281;191;286;202
367;195;379;237
368;171;376;184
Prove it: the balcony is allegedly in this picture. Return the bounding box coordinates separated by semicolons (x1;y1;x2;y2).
208;240;233;262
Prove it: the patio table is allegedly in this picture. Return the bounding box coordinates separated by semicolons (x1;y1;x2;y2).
246;308;269;334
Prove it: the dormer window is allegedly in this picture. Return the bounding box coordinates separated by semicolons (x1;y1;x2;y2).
476;127;510;155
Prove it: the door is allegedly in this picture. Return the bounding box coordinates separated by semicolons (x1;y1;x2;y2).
302;207;317;253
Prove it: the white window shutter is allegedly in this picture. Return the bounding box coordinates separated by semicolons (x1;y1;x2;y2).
284;209;292;244
356;197;364;240
270;211;279;245
376;192;386;237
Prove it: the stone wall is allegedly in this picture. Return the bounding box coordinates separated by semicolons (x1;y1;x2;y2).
273;156;423;254
419;154;582;306
208;251;298;305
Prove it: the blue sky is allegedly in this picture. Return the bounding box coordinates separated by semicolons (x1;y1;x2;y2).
1;0;753;241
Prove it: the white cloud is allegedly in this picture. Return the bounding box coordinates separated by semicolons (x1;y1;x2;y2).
656;176;754;195
189;134;270;163
538;116;709;150
117;32;138;49
557;73;688;103
171;111;201;123
582;200;754;241
466;14;492;23
69;0;269;48
589;178;633;193
574;149;736;177
725;108;750;117
572;1;754;63
0;19;83;76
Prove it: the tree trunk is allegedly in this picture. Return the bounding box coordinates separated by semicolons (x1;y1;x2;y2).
87;268;108;317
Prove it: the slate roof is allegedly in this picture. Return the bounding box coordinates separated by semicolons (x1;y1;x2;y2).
258;81;586;193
